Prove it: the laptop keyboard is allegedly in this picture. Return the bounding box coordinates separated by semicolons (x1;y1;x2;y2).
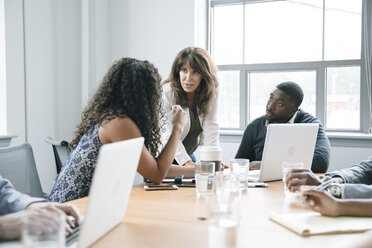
248;170;260;182
248;170;260;177
66;225;80;246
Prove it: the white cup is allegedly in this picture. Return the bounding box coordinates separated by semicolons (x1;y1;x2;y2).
22;210;65;248
195;161;215;197
282;161;304;198
199;146;222;171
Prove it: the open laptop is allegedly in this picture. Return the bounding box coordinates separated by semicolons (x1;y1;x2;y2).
248;123;319;182
68;137;144;248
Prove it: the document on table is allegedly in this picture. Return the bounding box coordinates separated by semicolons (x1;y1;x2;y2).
269;212;372;236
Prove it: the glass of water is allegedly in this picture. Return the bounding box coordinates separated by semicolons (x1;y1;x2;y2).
195;161;215;197
22;210;65;248
230;159;250;191
282;161;304;198
207;196;239;248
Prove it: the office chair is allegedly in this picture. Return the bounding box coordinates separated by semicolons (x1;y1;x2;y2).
0;143;45;198
44;136;71;175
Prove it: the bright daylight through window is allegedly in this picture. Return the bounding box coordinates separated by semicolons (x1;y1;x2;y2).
211;0;363;132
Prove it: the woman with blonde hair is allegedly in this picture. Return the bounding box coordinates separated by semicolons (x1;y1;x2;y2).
162;47;219;167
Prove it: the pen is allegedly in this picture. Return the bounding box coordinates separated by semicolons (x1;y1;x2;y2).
301;179;333;201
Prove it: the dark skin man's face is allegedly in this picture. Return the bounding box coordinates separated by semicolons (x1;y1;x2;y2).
266;89;298;123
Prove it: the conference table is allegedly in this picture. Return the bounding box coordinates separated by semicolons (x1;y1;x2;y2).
69;181;368;248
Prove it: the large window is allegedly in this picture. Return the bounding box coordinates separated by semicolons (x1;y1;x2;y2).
211;0;365;132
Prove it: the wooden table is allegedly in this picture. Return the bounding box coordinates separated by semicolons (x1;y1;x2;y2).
70;181;367;248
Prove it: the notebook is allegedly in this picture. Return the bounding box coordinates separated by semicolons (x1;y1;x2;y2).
68;137;144;248
269;212;372;236
248;123;319;182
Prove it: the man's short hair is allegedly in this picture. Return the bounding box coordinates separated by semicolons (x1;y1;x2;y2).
276;81;304;108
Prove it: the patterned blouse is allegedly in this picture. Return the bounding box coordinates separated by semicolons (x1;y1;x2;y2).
48;124;102;202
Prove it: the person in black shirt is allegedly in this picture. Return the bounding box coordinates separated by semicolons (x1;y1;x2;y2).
235;81;330;173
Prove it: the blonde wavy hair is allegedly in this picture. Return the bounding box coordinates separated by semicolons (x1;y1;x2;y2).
162;47;219;116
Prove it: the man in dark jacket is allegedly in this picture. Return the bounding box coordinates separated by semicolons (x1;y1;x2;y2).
235;81;330;173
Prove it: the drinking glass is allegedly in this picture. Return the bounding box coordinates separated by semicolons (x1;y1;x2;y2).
282;161;304;198
230;159;250;191
195;161;215;197
207;196;239;248
22;210;65;248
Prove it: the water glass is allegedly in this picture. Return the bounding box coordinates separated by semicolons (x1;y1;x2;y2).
195;161;215;197
282;161;304;198
22;210;65;248
230;159;250;191
207;196;239;248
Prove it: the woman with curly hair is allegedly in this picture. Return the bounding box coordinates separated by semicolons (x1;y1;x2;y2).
162;47;219;167
49;57;192;203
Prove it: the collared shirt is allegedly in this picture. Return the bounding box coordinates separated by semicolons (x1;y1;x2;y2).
265;110;299;127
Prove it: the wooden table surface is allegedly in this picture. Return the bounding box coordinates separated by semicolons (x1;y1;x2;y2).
69;181;367;248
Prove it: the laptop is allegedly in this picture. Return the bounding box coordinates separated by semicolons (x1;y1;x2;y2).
248;123;319;182
68;137;144;248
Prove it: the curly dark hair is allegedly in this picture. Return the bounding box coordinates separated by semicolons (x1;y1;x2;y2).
69;57;163;157
163;47;219;116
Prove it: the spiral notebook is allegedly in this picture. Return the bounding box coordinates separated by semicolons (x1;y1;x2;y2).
269;212;372;236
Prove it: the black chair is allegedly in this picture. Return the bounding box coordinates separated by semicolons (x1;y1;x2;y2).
44;136;70;175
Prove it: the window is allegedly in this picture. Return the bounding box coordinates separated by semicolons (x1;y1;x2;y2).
211;0;365;132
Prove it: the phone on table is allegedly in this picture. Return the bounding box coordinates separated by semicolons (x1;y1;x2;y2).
144;184;179;191
248;182;269;188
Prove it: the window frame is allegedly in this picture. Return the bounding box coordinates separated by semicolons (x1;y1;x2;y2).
209;0;371;134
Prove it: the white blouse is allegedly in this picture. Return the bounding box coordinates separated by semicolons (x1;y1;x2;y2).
160;83;220;165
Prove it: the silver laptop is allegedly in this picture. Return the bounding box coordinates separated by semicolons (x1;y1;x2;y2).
69;137;144;248
248;123;319;182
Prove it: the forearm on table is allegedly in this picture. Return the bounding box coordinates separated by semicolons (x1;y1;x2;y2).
0;212;23;240
337;200;372;217
166;165;195;178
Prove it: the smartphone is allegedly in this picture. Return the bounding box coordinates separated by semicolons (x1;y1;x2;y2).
144;184;179;191
248;182;269;188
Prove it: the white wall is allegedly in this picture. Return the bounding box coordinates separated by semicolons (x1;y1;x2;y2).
4;0;26;143
110;0;195;80
82;0;112;104
5;0;82;192
23;0;82;192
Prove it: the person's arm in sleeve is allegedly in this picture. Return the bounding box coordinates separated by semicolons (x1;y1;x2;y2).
174;140;194;166
327;156;372;185
235;124;255;161
342;184;372;199
160;85;191;166
199;89;219;146
310;122;330;173
0;175;45;215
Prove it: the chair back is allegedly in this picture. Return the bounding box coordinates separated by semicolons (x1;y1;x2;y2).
44;136;71;174
0;143;44;197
